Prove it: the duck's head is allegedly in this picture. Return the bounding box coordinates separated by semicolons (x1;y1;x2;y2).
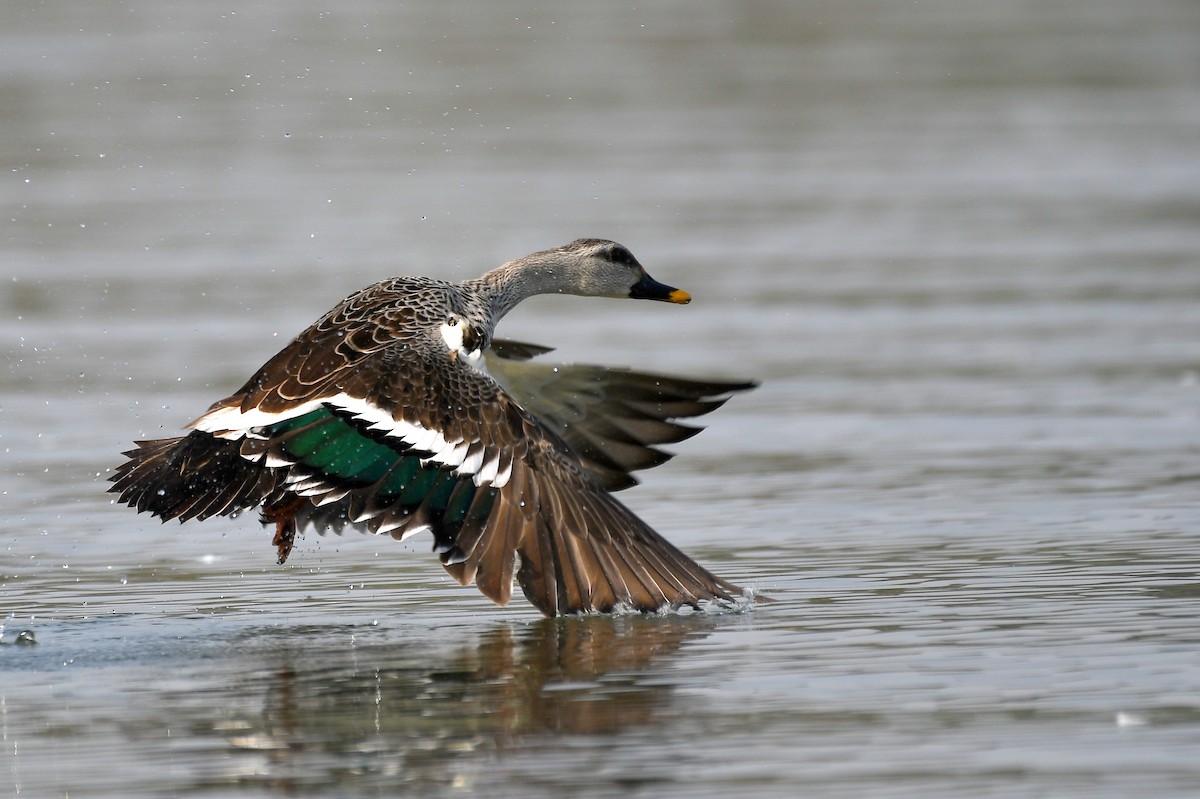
530;238;691;304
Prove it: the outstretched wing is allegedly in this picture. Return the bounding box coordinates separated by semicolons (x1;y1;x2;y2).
484;340;757;490
109;277;445;525
189;277;449;431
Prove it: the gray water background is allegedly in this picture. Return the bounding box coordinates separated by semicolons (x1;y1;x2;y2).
2;1;1199;796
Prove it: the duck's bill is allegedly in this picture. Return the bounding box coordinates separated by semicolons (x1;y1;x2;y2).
630;272;692;304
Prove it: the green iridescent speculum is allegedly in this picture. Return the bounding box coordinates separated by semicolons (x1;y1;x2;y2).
267;407;496;527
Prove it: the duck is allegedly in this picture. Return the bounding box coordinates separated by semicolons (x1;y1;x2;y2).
109;239;757;616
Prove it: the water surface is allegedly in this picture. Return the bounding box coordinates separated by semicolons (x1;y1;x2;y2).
3;1;1200;796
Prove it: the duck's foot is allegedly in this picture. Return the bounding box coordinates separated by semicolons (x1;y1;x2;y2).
261;497;306;564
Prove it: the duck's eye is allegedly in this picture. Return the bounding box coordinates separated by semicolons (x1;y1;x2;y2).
609;246;635;266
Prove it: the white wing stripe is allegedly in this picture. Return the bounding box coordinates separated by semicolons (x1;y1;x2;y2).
476;449;501;486
494;456;513;489
191;392;512;486
457;443;485;476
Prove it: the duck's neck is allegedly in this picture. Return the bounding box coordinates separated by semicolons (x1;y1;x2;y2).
466;253;588;321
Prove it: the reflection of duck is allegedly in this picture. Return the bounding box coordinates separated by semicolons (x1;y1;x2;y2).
110;240;757;615
212;618;711;791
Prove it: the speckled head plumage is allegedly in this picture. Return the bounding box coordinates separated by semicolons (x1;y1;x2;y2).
469;239;691;321
109;240;757;616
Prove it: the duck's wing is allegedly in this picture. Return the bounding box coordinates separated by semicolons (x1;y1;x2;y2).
187;321;743;615
484;339;757;491
110;278;431;524
188;277;439;430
